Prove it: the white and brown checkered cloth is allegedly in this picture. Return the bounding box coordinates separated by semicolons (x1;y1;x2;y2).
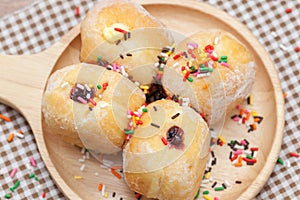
0;0;299;199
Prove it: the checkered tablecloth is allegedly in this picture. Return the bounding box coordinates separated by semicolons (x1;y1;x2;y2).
0;0;299;199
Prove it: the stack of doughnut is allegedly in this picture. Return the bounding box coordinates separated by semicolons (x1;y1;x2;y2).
42;0;256;199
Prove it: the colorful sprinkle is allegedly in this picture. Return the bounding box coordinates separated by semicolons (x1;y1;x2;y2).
218;135;226;144
29;157;36;167
277;158;284;165
232;104;263;132
7;133;14;143
247;94;253;105
228;139;259;167
61;82;68;88
202;84;209;90
12;180;20;190
214;187;224;191
283;92;287;98
289;152;299;158
222;183;227;189
173;53;181;60
0;114;11;122
15;131;24;138
224;180;231;188
97;55;102;62
280;44;287;51
104;192;108;198
29;173;35;179
151;123;160;128
205;172;211;179
242;157;257;163
187;77;193;82
233;150;243;155
77;96;87;104
277;157;284;165
220;56;228;60
211;181;217;188
171;113;180;119
250;147;259;151
285;8;292;13
96;84;101;90
194;189;200;199
203;190;209;195
102;82;109;90
203;195;213;200
75;6;80;16
98;184;103;191
114;27;127;34
10;168;17;178
102;184;106;196
111;165;123;170
80;164;85;171
111;169;122;179
133;192;142;200
161;136;168;145
125;130;134;135
214;37;219;45
253;116;263;124
271;31;278;37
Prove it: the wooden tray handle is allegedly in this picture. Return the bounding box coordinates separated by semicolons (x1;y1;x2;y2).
0;24;80;120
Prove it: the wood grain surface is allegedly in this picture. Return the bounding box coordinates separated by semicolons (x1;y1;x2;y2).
0;0;35;18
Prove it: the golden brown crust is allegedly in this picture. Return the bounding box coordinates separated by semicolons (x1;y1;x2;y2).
42;63;145;154
123;100;210;199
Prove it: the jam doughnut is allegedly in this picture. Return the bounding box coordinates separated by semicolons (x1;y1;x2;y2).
42;63;145;154
123;100;210;200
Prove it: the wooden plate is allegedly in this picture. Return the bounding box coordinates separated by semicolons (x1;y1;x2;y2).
0;0;284;199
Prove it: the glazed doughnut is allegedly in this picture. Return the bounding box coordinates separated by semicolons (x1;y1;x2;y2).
123;100;210;200
162;30;256;126
80;0;173;84
42;63;145;154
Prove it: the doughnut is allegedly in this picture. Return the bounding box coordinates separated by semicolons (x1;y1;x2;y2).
123;100;210;200
162;30;256;126
80;0;173;84
43;1;257;197
42;63;145;154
